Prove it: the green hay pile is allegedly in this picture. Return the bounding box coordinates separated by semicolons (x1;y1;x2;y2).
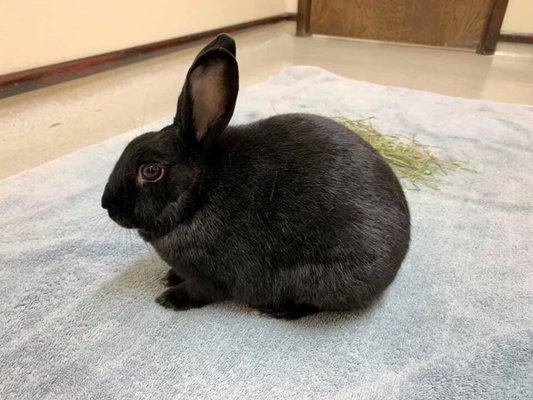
334;116;473;190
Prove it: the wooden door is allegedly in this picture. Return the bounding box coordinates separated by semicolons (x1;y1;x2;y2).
304;0;506;52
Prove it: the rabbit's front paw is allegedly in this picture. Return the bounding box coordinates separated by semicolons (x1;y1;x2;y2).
160;268;184;287
155;283;211;311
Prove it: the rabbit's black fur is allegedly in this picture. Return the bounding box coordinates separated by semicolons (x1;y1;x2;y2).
102;34;410;319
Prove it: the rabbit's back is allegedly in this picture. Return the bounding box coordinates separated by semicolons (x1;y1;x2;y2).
215;114;409;253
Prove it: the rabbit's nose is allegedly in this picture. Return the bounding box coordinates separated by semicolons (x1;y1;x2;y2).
101;184;112;210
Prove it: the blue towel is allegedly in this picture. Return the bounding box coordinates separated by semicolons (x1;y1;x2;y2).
1;67;531;399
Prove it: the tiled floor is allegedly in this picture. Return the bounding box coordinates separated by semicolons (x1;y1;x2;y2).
1;21;532;179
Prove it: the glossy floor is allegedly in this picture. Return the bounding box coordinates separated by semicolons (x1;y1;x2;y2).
1;21;532;179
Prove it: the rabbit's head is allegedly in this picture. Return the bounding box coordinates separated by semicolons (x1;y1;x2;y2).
101;34;238;235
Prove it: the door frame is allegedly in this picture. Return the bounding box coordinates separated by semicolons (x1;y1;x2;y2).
296;0;312;36
296;0;509;55
478;0;509;54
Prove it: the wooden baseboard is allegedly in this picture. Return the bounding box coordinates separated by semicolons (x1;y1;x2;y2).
0;13;296;99
499;32;533;44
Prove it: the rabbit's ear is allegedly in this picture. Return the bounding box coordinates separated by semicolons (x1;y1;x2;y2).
175;34;238;145
194;33;236;58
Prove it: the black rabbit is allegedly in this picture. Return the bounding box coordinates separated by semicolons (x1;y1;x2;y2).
101;34;410;320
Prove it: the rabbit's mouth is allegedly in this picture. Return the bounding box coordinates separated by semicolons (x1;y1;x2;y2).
107;210;136;229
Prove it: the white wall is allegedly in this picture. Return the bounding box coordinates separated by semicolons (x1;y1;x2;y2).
502;0;533;33
0;0;294;75
285;0;298;13
7;0;528;77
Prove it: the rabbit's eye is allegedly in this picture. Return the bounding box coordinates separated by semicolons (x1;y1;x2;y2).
139;163;164;182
